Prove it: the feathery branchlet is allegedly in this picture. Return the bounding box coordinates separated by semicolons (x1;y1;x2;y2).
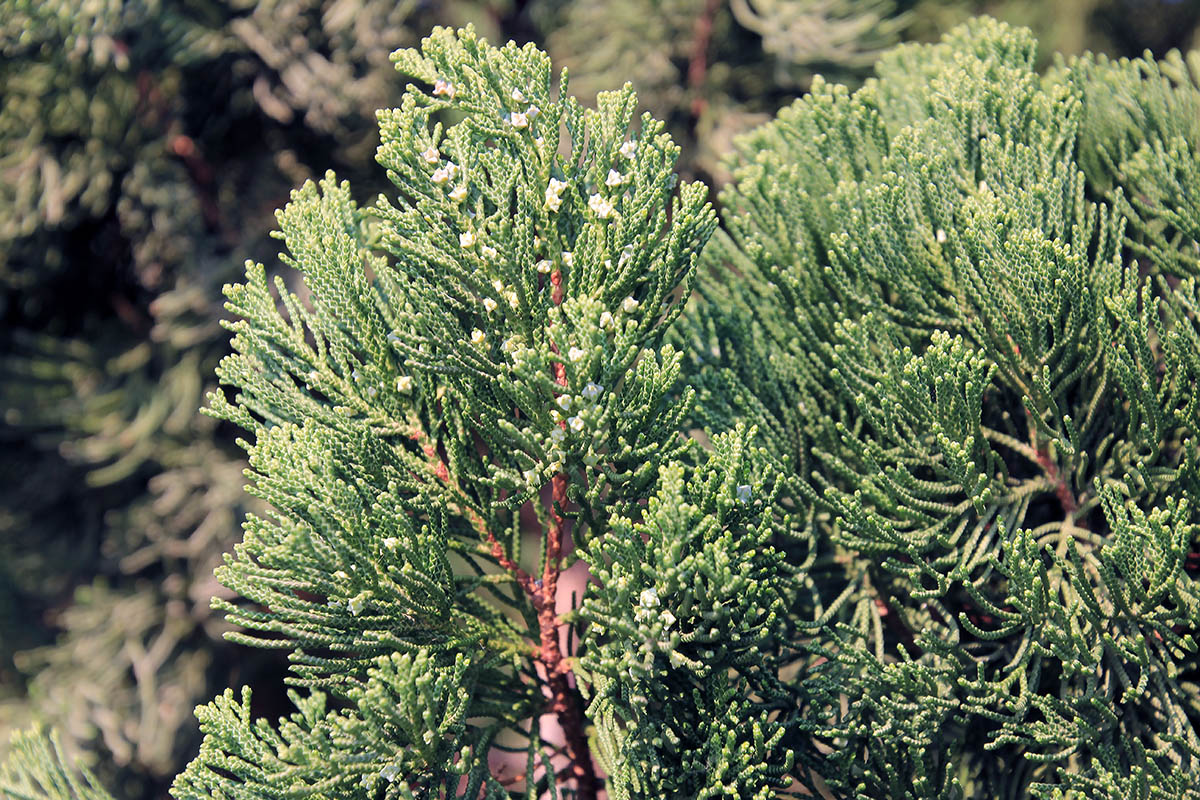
163;26;800;800
6;11;1200;800
680;17;1200;799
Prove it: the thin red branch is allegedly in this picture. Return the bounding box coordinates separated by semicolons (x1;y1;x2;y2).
687;0;722;118
1035;446;1079;516
540;279;599;799
533;476;598;797
1025;409;1086;528
550;268;565;307
409;278;598;796
407;425;538;595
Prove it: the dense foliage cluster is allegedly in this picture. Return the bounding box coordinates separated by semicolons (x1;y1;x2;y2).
3;2;1200;800
685;16;1200;798
1;1;468;792
1;7;926;786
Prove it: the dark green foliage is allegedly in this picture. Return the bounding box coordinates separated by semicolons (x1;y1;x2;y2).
0;727;115;800
578;428;794;799
684;16;1200;799
5;3;1200;800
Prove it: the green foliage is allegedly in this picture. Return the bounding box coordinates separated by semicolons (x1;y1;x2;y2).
169;25;797;800
12;584;211;780
535;0;910;181
0;727;114;800
23;17;562;783
578;428;794;799
1;0;252;783
1067;48;1200;277
685;15;1200;799
0;0;217;287
172;651;518;799
0;0;500;790
6;3;1200;800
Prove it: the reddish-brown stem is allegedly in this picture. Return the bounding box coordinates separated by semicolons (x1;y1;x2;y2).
545;670;598;797
687;0;722;118
409;274;597;796
1036;447;1079;516
1025;411;1086;529
406;425;537;593
550;268;565;307
536;472;598;798
539;474;569;668
540;282;599;798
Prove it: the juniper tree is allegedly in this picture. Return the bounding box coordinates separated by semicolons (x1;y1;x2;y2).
0;0;497;788
6;8;1200;800
682;16;1200;799
159;26;798;799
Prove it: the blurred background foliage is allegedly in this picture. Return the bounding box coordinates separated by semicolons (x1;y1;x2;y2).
1;0;1197;798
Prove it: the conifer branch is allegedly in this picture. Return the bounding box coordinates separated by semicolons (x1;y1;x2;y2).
536;226;598;798
682;17;1200;797
10;13;1191;800
167;24;737;799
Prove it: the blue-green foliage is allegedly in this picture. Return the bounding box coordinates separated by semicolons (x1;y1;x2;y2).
8;12;1200;800
682;16;1200;800
164;24;798;800
578;428;793;799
